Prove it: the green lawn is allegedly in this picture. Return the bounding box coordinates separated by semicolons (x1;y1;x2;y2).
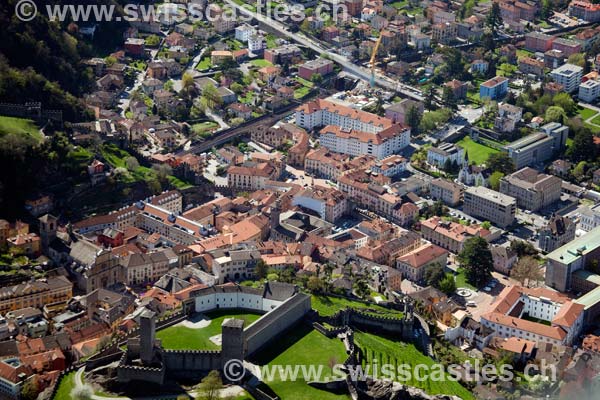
53;371;76;400
250;59;273;67
577;106;598;121
391;0;408;8
354;332;474;400
265;34;277;49
294;76;314;88
250;325;350;400
294;86;311;99
454;268;476;290
516;49;534;58
0;116;43;141
590;114;600;126
156;310;262;350
196;56;212;71
311;295;402;318
240;91;255;104
456;136;500;165
101;144;193;189
192;121;218;138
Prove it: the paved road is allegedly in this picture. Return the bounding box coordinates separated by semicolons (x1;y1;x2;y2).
223;0;424;101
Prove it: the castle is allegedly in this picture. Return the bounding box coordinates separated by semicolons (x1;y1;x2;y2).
116;282;311;384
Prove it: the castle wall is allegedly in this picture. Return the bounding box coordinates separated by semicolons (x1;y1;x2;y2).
245;293;311;356
163;350;222;378
194;292;278;313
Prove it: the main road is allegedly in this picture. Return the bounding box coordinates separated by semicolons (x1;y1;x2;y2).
223;0;424;102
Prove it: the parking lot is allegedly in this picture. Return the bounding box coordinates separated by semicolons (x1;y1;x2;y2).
455;272;520;322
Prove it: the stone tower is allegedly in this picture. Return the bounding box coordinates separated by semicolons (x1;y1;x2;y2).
140;309;156;365
38;214;57;252
221;318;245;371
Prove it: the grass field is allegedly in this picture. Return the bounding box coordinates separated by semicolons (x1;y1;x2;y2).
54;371;76;400
311;295;403;318
101;144;192;189
192;121;218;138
456;136;499;165
0;116;43;141
196;56;212;71
354;332;474;400
156;310;262;350
251;325;350;400
590;114;600;126
250;59;273;67
454;268;476;290
577;106;598;121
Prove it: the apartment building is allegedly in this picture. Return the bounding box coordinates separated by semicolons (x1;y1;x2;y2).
338;170;401;217
420;216;494;253
431;22;457;44
479;76;509;100
481;286;584;346
396;243;448;282
298;58;334;80
318;124;410;159
463;186;516;228
579;79;600;103
121;249;179;285
210;245;262;283
384;99;424;124
370;155;407;177
430;178;463;206
427;143;465;168
295;99;404;134
525;32;555;52
550;63;583;93
292;186;348;223
552;38;582;57
264;44;302;64
538;215;576;253
569;0;600;22
0;276;72;314
227;162;279;191
494;103;523;133
499;168;562;211
504;123;569;169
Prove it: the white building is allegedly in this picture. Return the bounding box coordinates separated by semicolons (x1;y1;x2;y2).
550;63;583;93
295;98;401;134
248;34;265;53
319;125;410;159
580;204;600;232
427;143;465;168
235;24;255;42
292;186;348;223
481;286;585;346
579;79;600;103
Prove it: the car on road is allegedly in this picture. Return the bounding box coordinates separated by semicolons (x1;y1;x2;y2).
483;286;492;292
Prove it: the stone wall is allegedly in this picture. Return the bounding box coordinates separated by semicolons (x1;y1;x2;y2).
162;350;222;378
244;293;311;356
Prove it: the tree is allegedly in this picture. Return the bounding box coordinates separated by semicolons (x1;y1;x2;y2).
230;82;244;94
552;93;576;115
182;72;195;91
572;161;587;180
567;53;586;68
405;105;422;134
567;129;597;162
424;262;445;287
125;156;139;171
21;379;40;400
255;259;268;279
489;171;504;190
486;2;503;32
510;256;544;288
545;105;565;123
442;85;458;110
267;272;279;281
509;240;538;257
198;370;223;400
439;274;457;295
307;276;325;293
145;34;160;46
486;152;515;174
310;73;323;85
458;237;493;287
354;275;370;299
424;85;438;111
152;164;172;183
202;83;223;109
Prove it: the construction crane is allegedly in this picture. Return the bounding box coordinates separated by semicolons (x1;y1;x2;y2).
369;34;384;88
